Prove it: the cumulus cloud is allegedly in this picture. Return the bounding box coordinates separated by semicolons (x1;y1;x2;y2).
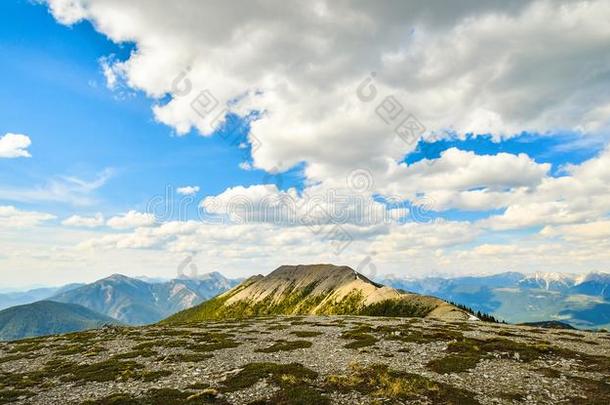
481;144;610;230
106;210;156;229
0;133;32;158
200;183;406;227
44;0;610;182
29;0;610;278
176;186;200;196
0;206;56;228
62;213;105;228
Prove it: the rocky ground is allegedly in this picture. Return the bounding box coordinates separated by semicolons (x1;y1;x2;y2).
0;316;609;404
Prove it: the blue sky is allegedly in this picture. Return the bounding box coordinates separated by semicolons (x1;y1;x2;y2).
1;0;602;220
1;0;609;287
0;0;279;219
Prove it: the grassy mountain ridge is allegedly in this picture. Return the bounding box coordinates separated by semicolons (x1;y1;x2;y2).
0;300;119;341
164;264;470;323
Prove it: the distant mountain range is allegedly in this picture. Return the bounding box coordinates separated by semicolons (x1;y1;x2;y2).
379;271;610;330
165;264;471;323
0;301;119;341
0;283;85;311
3;268;608;340
50;272;241;325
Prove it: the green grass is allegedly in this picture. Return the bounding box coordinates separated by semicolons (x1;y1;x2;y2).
325;363;479;404
340;325;378;349
0;389;34;404
81;388;224;405
256;340;312;353
290;331;323;338
62;359;145;383
221;362;326;404
427;355;480;374
161;352;213;362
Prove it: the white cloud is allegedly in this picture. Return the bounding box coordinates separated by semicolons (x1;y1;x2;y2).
17;0;610;282
0;168;115;206
0;133;32;158
44;0;610;182
106;210;156;229
540;220;610;241
481;145;610;230
62;213;105;228
0;206;56;228
176;185;200;196
238;162;252;171
200;183;403;227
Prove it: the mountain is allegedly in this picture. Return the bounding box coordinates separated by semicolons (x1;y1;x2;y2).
569;272;610;298
164;264;471;323
50;273;240;325
519;320;576;330
381;271;610;330
0;283;85;311
0;300;119;341
518;272;576;292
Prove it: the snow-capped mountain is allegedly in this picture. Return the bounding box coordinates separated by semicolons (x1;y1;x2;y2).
518;272;577;291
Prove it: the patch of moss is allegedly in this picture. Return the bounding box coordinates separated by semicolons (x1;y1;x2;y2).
0;389;34;404
267;324;289;331
62;359;145;383
7;342;44;353
221;362;325;404
567;376;610;404
113;348;157;360
55;344;86;356
377;324;463;344
447;337;553;362
290;331;323;338
140;370;172;382
185;382;210;390
187;332;240;352
427;355;480;374
340;326;378;349
536;367;561;378
162;352;213;362
81;393;139;405
82;388;225;405
325;363;479;404
0;353;33;364
256;340;312;353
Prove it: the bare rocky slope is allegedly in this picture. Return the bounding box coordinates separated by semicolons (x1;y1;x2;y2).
1;316;609;404
165;264;471;324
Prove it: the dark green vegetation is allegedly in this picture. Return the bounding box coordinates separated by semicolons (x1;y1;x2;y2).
447;301;500;323
426;335;610;376
340;325;378;349
289;331;323;338
81;388;225;405
0;301;119;341
256;340;312;353
221;362;327;405
326;363;480;404
520;320;576;329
